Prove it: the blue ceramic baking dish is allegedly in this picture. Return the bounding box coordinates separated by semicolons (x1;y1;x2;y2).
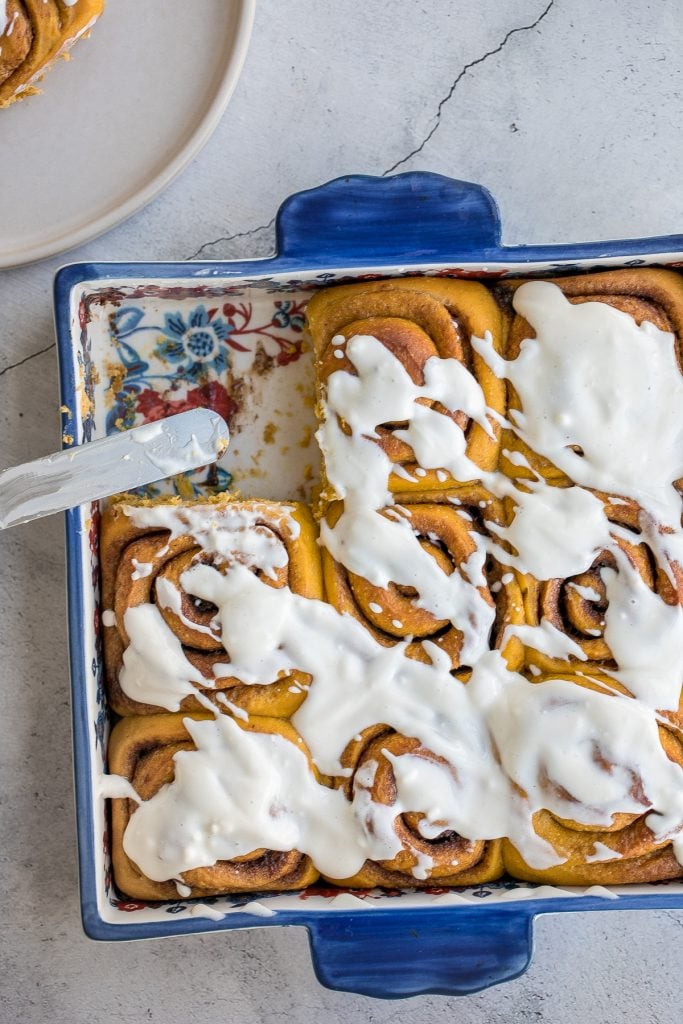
53;173;683;999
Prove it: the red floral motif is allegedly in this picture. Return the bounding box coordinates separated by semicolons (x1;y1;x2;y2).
78;297;89;332
136;381;238;427
298;885;403;900
298;885;366;899
432;268;510;279
220;300;307;366
88;502;100;557
113;900;149;913
271;339;303;366
88;502;101;606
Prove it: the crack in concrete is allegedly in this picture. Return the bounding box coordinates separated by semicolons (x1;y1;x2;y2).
185;217;276;261
383;0;555;175
0;341;55;380
183;4;555;262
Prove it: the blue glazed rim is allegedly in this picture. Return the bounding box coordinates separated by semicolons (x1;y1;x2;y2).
54;173;683;999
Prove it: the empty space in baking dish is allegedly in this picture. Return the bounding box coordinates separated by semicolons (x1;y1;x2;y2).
60;260;683;932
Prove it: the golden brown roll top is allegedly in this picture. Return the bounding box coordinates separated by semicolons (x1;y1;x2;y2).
101;497;323;716
0;0;103;108
497;268;683;486
0;2;35;91
109;713;321;900
307;276;506;497
502;669;683;885
323;724;503;888
505;269;683;359
519;492;683;674
322;494;525;672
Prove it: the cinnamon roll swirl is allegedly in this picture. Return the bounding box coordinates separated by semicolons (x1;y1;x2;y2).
497;269;683;486
101;497;323;716
307;277;506;498
321;496;525;672
109;713;321;900
501;672;683;884
520;493;683;673
323;725;503;888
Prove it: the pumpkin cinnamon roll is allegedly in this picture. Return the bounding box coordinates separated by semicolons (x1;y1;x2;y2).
498;670;683;884
519;493;683;674
0;0;103;108
321;496;526;672
307;277;506;499
101;496;323;717
109;713;321;900
322;725;503;888
496;269;683;486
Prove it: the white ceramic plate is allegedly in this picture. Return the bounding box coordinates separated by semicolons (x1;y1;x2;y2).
0;0;254;268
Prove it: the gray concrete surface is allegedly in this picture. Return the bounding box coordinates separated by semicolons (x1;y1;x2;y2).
0;1;682;1020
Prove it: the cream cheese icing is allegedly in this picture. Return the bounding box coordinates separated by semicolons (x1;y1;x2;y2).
111;280;683;887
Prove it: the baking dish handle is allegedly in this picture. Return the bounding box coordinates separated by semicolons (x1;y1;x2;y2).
276;172;502;263
307;907;534;998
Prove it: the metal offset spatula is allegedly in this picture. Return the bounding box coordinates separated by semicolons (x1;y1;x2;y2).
0;408;230;530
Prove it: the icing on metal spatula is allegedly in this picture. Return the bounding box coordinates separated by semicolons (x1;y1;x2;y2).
0;409;230;530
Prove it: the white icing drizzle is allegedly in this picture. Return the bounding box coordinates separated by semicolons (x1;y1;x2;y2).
586;842;620;864
601;549;683;710
156;577;220;641
317;334;486;506
98;773;141;803
120;566;683;877
112;505;305;708
583;885;620;900
487;483;613;580
131;559;153;581
238;901;277;917
214;693;249;721
132;422;164;443
480;670;683;858
120;604;206;711
123;503;295;578
187;904;225;922
568;582;601;602
316;334;495;663
473;281;683;527
111;280;683;888
320;505;494;664
505;619;587;663
123;714;365;882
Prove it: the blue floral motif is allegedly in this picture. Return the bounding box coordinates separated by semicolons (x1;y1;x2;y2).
272;300;305;332
156;306;233;379
96;293;306;500
112;307;146;338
